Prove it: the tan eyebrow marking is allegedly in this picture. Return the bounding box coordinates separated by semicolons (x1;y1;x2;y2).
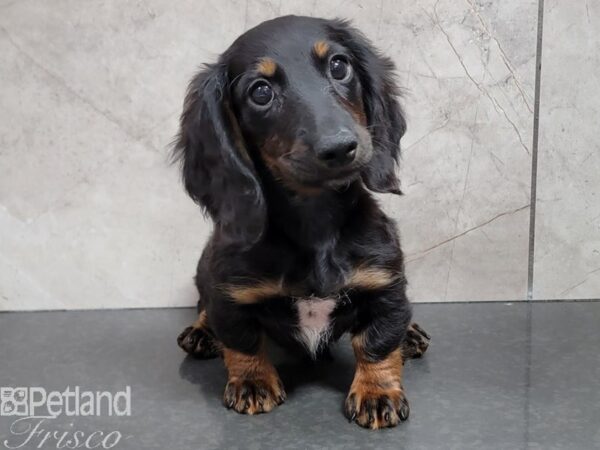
313;40;330;58
256;57;277;77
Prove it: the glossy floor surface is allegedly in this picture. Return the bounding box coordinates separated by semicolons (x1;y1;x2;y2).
1;302;599;450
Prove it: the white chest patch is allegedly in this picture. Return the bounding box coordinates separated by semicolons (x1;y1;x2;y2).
295;297;336;358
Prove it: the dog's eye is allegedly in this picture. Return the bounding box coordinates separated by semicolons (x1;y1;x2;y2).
249;81;273;106
329;56;351;81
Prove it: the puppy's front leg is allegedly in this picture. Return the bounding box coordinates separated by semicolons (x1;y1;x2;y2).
207;283;286;415
345;298;411;429
222;341;286;415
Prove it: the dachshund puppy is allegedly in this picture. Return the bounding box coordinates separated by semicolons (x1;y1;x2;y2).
174;16;430;429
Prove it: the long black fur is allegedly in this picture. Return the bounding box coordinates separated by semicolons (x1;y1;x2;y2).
174;16;412;361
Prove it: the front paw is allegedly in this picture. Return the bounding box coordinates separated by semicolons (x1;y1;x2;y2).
344;387;409;429
223;377;286;415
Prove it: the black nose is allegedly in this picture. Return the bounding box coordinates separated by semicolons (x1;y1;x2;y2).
316;131;358;167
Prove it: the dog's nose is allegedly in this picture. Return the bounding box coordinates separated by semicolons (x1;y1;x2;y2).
316;131;358;167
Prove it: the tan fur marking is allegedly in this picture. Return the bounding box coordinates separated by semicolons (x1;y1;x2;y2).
351;340;404;388
224;346;277;382
348;267;399;290
347;337;406;429
226;268;397;304
192;310;208;329
260;137;323;196
257;57;277;77
223;343;285;414
313;40;330;58
225;279;285;304
339;95;368;127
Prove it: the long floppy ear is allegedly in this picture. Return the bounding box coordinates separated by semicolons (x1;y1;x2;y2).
173;63;266;246
327;20;407;194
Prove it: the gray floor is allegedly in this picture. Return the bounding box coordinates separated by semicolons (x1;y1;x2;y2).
1;302;599;450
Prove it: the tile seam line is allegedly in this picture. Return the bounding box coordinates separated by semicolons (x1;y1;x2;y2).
527;0;545;302
2;298;600;315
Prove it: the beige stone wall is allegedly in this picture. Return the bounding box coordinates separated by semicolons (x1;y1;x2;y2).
0;0;596;310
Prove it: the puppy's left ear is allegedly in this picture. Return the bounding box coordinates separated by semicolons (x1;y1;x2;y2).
172;63;266;247
328;19;406;194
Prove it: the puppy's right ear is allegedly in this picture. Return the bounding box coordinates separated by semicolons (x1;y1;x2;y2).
173;64;266;246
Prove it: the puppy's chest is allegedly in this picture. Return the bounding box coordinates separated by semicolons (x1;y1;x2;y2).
296;296;337;329
292;295;340;358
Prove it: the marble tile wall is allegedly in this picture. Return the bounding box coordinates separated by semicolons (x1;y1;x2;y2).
0;0;595;310
532;0;600;300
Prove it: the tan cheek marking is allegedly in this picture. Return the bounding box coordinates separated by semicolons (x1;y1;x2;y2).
260;138;323;196
313;40;330;58
339;95;368;127
225;279;285;304
347;267;400;290
260;135;285;160
257;57;277;77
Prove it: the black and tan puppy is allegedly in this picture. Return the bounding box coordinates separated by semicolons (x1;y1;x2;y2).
174;16;430;429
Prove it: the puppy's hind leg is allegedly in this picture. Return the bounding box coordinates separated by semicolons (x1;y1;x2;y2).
177;310;222;359
401;322;431;360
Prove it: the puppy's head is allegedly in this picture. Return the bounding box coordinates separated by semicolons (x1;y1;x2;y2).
174;16;406;246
